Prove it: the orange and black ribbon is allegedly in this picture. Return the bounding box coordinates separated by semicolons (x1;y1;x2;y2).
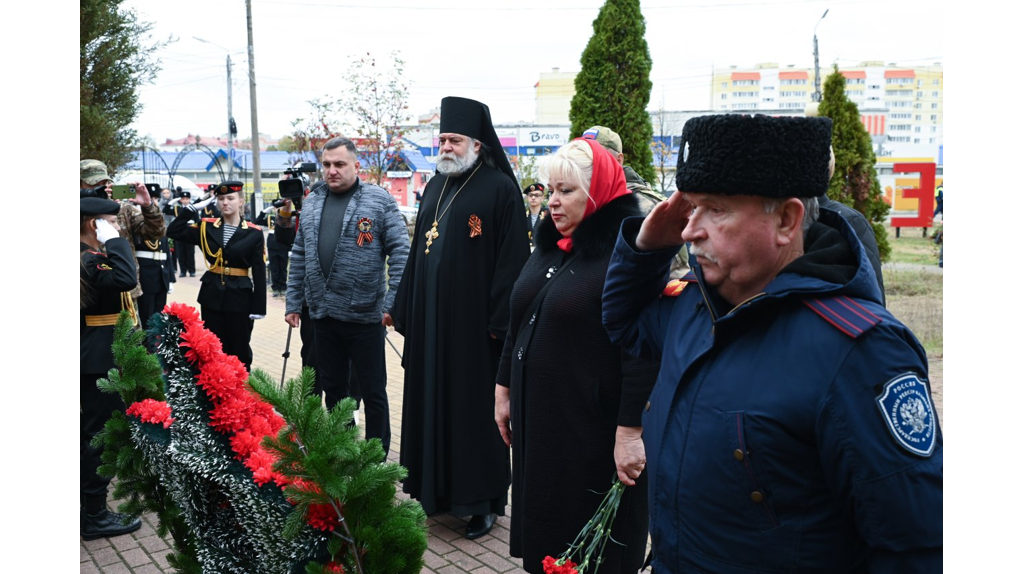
468;214;482;238
356;218;373;246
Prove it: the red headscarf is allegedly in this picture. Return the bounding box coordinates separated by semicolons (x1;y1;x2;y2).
557;137;631;252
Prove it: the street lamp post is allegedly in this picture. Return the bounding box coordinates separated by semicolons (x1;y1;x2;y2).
194;37;238;179
812;9;829;102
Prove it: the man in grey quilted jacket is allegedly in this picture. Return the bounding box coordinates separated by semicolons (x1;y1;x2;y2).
285;137;409;454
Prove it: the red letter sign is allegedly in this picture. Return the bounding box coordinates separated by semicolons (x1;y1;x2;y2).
890;163;936;229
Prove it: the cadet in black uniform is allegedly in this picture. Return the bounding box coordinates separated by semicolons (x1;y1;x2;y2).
80;197;143;540
164;191;198;277
167;181;267;371
134;234;174;329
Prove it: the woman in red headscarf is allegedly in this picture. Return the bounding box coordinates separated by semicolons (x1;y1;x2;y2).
495;138;659;573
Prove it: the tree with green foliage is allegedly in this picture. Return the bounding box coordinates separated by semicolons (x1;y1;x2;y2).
81;0;169;174
569;0;655;184
817;66;892;261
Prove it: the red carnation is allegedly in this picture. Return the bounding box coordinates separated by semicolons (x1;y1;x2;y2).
325;561;346;573
230;430;263;460
180;326;223;365
165;302;202;329
306;503;340;532
126;399;175;429
542;556;579;574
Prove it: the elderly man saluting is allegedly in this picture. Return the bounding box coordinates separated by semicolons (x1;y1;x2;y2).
602;114;942;573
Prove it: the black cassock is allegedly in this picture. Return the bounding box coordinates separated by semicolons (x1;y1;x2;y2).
392;160;530;516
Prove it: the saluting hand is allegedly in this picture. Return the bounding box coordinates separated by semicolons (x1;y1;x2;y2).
635;191;692;252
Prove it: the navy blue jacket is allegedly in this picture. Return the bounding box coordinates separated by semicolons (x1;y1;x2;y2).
602;209;942;573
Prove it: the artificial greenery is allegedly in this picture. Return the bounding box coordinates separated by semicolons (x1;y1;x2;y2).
818;66;892;261
95;305;427;573
568;0;656;184
95;311;200;573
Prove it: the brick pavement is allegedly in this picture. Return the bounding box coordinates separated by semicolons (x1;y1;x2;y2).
81;273;529;574
81;265;945;573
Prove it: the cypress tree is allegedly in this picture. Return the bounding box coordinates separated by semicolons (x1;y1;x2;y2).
817;66;892;261
569;0;656;184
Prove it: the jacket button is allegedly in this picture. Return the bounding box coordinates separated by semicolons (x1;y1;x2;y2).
733;449;744;461
645;401;651;412
751;491;764;503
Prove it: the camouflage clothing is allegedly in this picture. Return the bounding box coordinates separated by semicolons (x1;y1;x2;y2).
623;165;689;278
116;202;166;299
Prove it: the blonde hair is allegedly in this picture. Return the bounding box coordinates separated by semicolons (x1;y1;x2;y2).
538;140;595;207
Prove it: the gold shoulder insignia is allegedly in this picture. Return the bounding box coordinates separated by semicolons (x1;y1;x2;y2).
662;279;689;297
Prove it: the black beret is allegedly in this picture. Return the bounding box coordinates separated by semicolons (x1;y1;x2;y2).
81;197;121;216
675;114;832;198
211;181;245;195
523;183;545;194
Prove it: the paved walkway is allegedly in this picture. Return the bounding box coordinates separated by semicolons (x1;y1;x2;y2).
81;268;944;573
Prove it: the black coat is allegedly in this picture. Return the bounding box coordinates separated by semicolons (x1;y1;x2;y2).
135;236;174;295
81;239;138;375
525;208;548;249
167;213;267;316
497;194;658;573
392;162;531;515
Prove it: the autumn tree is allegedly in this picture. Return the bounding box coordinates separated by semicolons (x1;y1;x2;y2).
817;66;892;261
569;0;656;183
81;0;170;173
288;97;345;175
339;51;411;186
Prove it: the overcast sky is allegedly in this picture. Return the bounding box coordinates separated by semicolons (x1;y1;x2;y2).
125;0;943;143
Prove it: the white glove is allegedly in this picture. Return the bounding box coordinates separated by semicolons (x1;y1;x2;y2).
262;205;276;214
193;195;216;210
248;314;265;320
95;219;120;244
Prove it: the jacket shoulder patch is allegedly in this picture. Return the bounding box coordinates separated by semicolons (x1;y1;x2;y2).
802;295;882;338
876;372;937;457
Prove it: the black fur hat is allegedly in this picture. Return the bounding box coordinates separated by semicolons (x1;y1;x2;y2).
675;114;832;198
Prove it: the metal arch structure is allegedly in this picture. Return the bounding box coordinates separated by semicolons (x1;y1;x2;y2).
133;146;175;188
170;143;227;184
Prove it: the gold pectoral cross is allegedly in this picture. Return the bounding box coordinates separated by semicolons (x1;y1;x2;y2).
425;222;440;254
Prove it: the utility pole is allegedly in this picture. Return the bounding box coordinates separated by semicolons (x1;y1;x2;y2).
226;55;235;179
812;9;829;102
245;0;263;212
194;37;238;180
